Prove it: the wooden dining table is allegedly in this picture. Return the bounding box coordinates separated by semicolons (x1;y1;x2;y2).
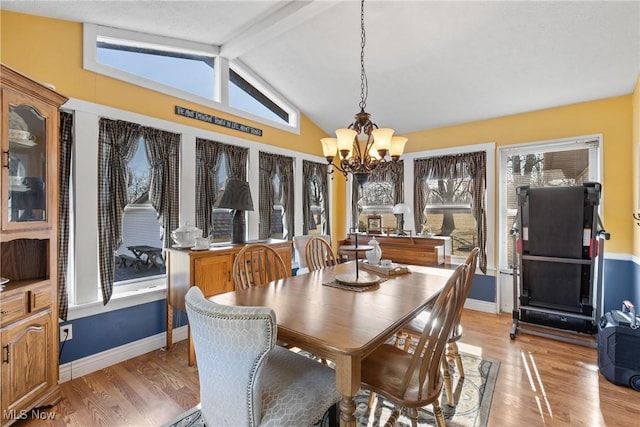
209;261;454;427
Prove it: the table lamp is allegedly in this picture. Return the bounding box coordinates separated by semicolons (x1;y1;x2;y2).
392;203;412;236
214;179;254;244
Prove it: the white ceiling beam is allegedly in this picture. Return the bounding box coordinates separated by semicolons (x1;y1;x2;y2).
220;0;339;59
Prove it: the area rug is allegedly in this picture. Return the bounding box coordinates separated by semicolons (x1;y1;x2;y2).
163;352;499;427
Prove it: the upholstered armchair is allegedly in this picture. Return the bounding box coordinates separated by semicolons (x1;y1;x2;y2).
185;287;340;426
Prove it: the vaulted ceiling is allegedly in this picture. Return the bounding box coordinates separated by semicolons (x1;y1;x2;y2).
2;1;639;135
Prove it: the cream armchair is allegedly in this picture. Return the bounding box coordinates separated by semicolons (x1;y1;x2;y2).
185;287;340;426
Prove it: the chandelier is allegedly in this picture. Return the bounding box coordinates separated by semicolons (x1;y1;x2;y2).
321;0;407;186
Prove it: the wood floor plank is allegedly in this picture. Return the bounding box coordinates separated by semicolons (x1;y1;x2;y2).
11;310;639;426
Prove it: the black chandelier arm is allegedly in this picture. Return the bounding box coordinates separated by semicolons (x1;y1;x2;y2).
325;158;349;179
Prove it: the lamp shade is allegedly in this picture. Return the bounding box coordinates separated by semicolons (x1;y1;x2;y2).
336;128;357;152
371;128;394;152
321;137;338;158
390;136;408;157
393;203;411;215
214;179;254;211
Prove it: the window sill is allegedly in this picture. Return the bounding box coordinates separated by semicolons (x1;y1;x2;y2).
65;279;166;321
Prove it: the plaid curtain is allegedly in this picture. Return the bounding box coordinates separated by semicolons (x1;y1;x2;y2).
195;139;224;238
97;118;142;305
224;143;248;180
258;152;294;240
195;139;248;238
57;111;73;321
277;155;294;240
143;127;180;248
258;153;275;239
302;160;331;236
413;151;487;273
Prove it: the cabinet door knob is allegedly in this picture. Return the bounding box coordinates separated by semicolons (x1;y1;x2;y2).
0;310;7;315
2;345;9;364
2;150;9;168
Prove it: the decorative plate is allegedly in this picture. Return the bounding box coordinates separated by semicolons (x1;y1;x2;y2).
335;273;381;287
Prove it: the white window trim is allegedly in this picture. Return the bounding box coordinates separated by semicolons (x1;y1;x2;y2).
83;24;300;134
497;134;603;273
63;97;325;318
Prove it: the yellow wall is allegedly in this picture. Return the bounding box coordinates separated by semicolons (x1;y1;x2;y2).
1;11;637;254
0;11;351;240
404;95;634;254
0;11;328;153
633;76;640;257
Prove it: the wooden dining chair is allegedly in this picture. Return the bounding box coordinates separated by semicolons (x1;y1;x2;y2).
305;236;337;272
360;263;468;427
399;247;480;405
232;243;289;290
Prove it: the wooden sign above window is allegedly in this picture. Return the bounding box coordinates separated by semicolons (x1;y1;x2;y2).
175;106;262;137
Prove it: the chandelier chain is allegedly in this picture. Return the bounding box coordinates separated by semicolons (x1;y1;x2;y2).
359;0;368;111
321;0;405;186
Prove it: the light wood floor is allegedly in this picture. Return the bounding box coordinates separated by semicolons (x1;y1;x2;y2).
14;309;640;426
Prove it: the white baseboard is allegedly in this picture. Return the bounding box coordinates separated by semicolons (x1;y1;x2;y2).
465;298;497;314
59;325;188;383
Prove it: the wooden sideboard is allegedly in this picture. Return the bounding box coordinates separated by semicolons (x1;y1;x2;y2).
165;239;292;365
338;233;451;266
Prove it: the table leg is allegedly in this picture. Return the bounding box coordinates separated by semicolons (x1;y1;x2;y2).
188;327;195;366
166;300;173;350
166;259;173;350
334;353;361;427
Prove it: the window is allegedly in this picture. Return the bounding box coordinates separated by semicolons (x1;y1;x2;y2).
306;175;325;235
97;41;215;100
414;152;487;271
229;69;289;125
210;157;233;243
84;24;299;131
270;173;285;239
357;181;396;231
499;136;601;269
195;139;248;242
420;174;475;253
115;137;165;286
302;160;330;236
351;163;404;233
259;152;294;240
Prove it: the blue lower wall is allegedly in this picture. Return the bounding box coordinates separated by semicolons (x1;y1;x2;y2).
602;258;640;313
468;273;496;302
59;300;188;364
59;257;639;364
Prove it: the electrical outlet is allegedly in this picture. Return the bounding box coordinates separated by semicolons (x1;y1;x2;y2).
60;324;73;341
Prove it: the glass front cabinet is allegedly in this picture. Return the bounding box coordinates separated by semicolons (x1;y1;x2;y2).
2;88;58;230
0;64;67;426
